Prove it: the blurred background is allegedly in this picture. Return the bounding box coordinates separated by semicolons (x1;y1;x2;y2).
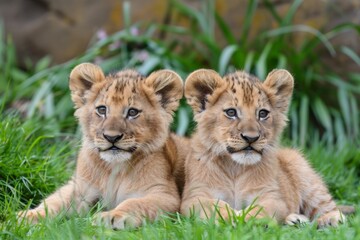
1;0;360;70
0;0;360;228
1;0;359;143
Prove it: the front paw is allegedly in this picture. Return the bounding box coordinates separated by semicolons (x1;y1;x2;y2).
17;209;46;224
317;210;345;228
93;211;142;230
285;213;309;226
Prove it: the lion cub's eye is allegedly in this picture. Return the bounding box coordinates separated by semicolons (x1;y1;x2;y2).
127;108;141;118
96;105;107;117
224;108;237;118
259;109;269;120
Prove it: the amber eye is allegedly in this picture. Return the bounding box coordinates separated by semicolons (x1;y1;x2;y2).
127;108;140;118
96;105;107;116
224;108;237;118
259;109;269;120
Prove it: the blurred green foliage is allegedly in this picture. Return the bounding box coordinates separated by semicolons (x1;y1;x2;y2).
1;0;359;146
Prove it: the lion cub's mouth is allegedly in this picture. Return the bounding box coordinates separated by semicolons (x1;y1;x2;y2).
227;146;261;154
242;146;254;151
102;146;137;153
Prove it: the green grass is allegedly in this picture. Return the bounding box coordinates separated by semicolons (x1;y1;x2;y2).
3;212;360;239
0;114;76;221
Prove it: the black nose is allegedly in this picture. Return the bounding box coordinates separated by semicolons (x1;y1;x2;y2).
241;133;260;144
103;134;123;143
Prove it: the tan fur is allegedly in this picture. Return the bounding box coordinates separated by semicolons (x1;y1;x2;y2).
18;63;186;229
181;69;344;228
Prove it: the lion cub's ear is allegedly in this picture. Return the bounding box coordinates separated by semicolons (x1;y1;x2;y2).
144;70;183;113
185;69;226;114
263;69;294;113
69;63;105;108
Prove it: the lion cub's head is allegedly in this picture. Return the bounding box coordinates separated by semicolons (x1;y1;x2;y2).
69;63;183;163
185;69;294;165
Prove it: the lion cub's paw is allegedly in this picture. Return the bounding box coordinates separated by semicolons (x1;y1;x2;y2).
317;210;345;228
93;211;141;230
17;209;46;224
285;213;309;226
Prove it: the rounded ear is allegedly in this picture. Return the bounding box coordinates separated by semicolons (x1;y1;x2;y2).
69;63;105;108
144;70;183;113
263;69;294;113
185;69;226;113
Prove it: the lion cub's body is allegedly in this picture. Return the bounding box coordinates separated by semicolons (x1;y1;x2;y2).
181;69;343;227
19;64;186;229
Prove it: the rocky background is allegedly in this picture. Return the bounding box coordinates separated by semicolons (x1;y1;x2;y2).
0;0;359;72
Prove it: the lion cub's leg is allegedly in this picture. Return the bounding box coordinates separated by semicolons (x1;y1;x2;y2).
317;210;345;228
281;148;345;228
18;177;99;223
94;193;179;229
238;196;289;223
181;196;236;221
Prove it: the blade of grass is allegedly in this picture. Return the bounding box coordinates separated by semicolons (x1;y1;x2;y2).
327;75;360;94
281;0;303;26
313;98;332;131
215;12;237;45
325;22;360;39
240;0;258;48
137;55;160;75
201;0;215;39
255;42;272;80
35;57;51;73
312;98;333;143
27;81;53;118
341;46;360;66
244;51;255;73
44;92;55;119
299;96;309;147
338;88;351;137
4;37;16;82
334;112;346;148
263;25;336;56
218;45;238;75
170;0;202;26
123;1;132;30
0;22;4;67
350;94;359;138
277;54;287;69
176;107;189;136
261;0;282;24
290;103;299;146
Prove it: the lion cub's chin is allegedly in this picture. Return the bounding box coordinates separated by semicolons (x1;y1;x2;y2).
100;151;132;163
230;152;262;165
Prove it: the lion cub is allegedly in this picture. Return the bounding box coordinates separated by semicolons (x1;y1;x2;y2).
181;69;344;227
18;63;186;229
